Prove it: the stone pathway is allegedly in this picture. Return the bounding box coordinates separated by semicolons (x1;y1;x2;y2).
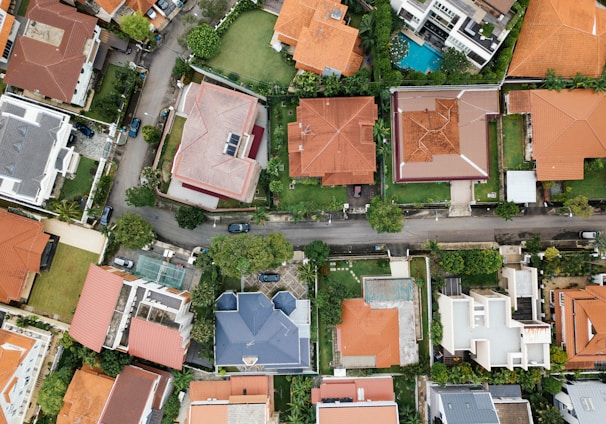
329;261;361;284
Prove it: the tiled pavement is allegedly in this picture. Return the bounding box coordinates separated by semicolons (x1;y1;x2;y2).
242;261;308;299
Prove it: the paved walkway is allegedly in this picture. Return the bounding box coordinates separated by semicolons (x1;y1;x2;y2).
43;219;107;256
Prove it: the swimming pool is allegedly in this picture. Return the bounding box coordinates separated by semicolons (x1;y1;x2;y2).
396;33;442;73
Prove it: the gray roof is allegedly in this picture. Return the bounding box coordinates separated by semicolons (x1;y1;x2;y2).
566;381;606;422
215;292;310;369
273;291;296;315
217;292;237;311
488;385;522;399
0;102;62;198
440;392;500;424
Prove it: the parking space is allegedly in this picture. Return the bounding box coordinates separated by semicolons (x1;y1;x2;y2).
71;124;113;160
242;262;308;300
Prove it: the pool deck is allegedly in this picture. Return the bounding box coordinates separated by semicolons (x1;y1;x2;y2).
401;29;426;47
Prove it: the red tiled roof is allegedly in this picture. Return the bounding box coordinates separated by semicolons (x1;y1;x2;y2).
317;405;399;423
58;368;115;424
0;209;49;304
125;0;154;14
508;0;606;78
508;89;606;181
69;265;123;352
5;0;97;103
311;376;395;404
128;318;187;369
0;328;35;424
288;96;377;186
100;365;159;424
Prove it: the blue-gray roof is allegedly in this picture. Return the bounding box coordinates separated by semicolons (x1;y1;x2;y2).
488;384;522;399
214;292;310;369
440;392;499;424
273;291;296;315
216;292;237;311
566;381;606;423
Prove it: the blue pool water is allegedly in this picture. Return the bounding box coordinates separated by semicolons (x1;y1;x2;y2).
397;33;442;73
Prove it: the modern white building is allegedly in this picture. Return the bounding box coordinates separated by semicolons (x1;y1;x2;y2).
390;0;515;69
0;95;78;206
439;288;551;371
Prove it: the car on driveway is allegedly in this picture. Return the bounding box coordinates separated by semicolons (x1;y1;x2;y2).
128;118;141;137
579;231;601;239
258;273;280;283
113;256;134;269
228;223;250;233
100;205;113;226
75;122;94;138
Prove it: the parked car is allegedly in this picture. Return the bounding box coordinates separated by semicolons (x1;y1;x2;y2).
67;132;76;146
258;273;280;283
100;205;113;226
353;185;362;198
228;223;250;233
146;8;157;19
113;256;134;269
579;231;601;239
128;118;141;138
75;122;94;138
157;0;169;9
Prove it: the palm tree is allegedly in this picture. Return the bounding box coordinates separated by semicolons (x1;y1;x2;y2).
251;206;269;226
51;199;81;223
373;118;391;144
172;368;194;392
297;262;316;287
358;13;376;53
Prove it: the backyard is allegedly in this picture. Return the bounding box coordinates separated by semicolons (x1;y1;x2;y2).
60;157;98;201
158;116;185;192
28;243;99;321
207;10;296;86
474;120;500;202
502;114;526;169
409;256;429;361
565;165;606;199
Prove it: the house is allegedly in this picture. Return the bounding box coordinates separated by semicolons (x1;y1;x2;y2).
273;0;363;77
0;0;20;67
214;291;311;372
507;89;606;181
172;82;264;207
311;376;399;424
554;285;606;370
555;381;606;424
5;0;101;107
69;264;194;369
439;288;551;371
390;86;499;183
501;266;540;321
0;323;51;424
390;0;515;70
59;364;172;424
188;375;278;423
428;384;533;424
0;209;50;304
508;0;606;78
0;95;79;206
288;96;378;186
336;277;419;368
75;0;165;30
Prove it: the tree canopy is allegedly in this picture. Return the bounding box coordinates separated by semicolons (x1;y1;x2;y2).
125;185;156;207
564;195;593;218
120;13;152;41
175;205;206;229
187;24;220;59
112;212;155;250
366;196;403;233
439;47;471;75
495;201;520;221
209;232;293;277
304;240;330;267
38;367;72;416
142;126;161;144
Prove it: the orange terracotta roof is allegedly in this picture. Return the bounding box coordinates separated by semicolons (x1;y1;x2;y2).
508;0;606;78
190;380;232;402
0;0;9;12
274;0;363;76
58;368;115;424
125;0;155;14
393;88;498;182
288;96;377;186
0;209;49;304
336;299;400;368
0;328;35;422
0;12;15;55
94;0;123;14
508;89;606;181
173;82;261;203
5;0;97;103
317;404;399;423
128;318;187;369
555;285;606;369
311;376;395;404
189;404;228;423
69;265;124;352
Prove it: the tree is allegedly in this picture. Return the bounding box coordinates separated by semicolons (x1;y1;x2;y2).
440;251;464;274
140;166;162;189
525;235;542;254
430;320;443;345
51;199;81;222
38;367;72;416
197;0;228;22
366;196;403;233
99;349;132;377
269;180;284;194
495;201;520;221
544;246;560;261
112;212;155;250
175;205;206;229
564;195;593;218
431;362;449;387
142;125;161;144
292;72;322;97
543;68;567;92
266;232;294;265
191;278;219;308
125;185;157;207
187;24;220;59
251;206;269;226
190;317;214;344
358;13;375;53
373;117;391;145
304;240;330;267
439;47;471;75
536;404;564;424
298;262;316;287
542;376;563;395
266;157;283;178
596;231;606;255
173;368;194;392
549;345;568;374
120;13;152;41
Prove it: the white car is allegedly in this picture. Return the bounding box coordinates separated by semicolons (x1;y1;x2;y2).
146;8;157;19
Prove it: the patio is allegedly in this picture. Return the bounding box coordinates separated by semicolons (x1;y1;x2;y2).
242;262;307;299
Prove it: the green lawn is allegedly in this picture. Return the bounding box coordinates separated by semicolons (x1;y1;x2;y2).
86;64;123;122
461;272;498;287
158;116;185;192
502;114;525;169
17;0;29;16
329;259;392;297
410;257;429;361
385;153;451;203
207;10;296;86
565;166;606;199
318;310;333;375
273;375;292;412
28;244;98;321
221;276;242;292
474;120;500;202
61;157;97;201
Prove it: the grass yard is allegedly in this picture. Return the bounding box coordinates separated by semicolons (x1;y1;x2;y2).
461;272;498;287
273;375;292;412
565;167;606;199
207;10;296;86
474;120;500;202
86;64;123;122
221;276;242;292
410;257;429;361
28;244;98;321
502;114;525;169
17;0;30;16
61;157;97;201
385;154;451;204
158;116;185;192
318;311;333;375
329;259;392;297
